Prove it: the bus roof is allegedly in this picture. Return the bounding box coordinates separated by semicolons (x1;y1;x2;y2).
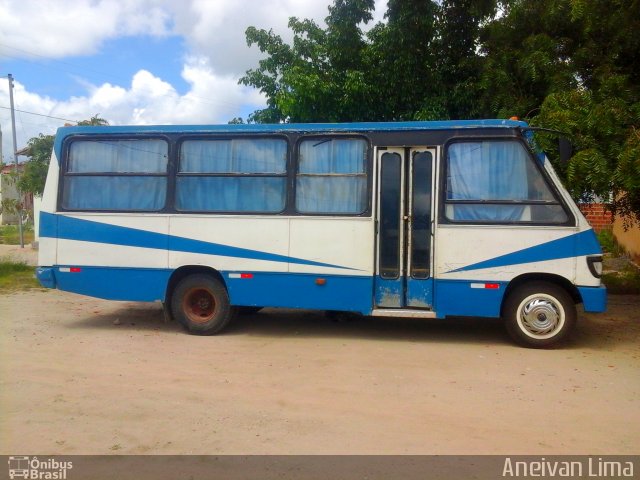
56;119;528;137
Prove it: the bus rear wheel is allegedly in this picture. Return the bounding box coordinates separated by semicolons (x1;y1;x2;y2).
503;281;576;348
171;274;236;335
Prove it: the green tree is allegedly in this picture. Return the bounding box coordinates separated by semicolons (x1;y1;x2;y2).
240;0;496;122
529;0;640;225
240;0;640;223
477;0;579;118
364;0;441;120
240;0;377;122
16;133;54;197
77;114;109;126
433;0;497;119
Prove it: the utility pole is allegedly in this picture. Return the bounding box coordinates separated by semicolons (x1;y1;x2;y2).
7;74;24;248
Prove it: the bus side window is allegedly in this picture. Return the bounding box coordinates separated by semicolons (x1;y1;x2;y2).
296;138;368;214
176;138;287;213
445;140;569;224
62;139;169;211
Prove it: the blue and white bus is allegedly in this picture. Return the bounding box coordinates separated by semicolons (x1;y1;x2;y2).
36;119;606;347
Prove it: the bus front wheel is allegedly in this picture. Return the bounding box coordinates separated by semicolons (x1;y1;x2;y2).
503;281;576;348
171;274;236;335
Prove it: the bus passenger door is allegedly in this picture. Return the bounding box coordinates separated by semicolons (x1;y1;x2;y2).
375;147;435;310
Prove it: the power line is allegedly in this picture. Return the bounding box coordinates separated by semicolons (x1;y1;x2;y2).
0;105;78;124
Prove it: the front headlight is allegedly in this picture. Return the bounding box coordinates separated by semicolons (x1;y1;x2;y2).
587;256;603;278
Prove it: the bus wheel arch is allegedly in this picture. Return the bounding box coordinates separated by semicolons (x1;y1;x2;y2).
166;267;236;335
501;274;578;348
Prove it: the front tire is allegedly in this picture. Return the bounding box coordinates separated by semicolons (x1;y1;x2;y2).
171;274;236;335
503;282;576;348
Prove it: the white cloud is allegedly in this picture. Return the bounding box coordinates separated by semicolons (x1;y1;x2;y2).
169;0;332;75
0;0;389;161
0;58;266;162
167;0;388;75
0;0;172;59
1;0;384;75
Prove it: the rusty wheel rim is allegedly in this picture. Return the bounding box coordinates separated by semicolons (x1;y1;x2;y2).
183;287;217;324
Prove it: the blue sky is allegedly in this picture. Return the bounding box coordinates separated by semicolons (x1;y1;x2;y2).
2;36;190;99
0;0;386;162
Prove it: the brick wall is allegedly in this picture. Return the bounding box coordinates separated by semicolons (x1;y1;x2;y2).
579;203;613;233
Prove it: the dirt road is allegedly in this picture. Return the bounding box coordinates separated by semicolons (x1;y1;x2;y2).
0;289;638;455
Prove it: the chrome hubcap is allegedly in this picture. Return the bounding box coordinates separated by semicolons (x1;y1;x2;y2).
520;297;561;336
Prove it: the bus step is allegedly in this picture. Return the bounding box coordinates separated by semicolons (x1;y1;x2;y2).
371;309;436;319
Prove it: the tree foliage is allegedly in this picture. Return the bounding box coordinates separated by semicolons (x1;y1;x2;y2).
77;114;109;126
17;133;54;197
240;0;640;224
529;0;640;225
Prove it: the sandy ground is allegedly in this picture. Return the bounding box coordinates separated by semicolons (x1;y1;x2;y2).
0;282;638;455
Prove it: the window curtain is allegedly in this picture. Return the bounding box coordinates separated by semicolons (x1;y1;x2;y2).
176;177;285;212
64;177;166;210
180;141;232;172
69;140;167;173
180;139;286;173
296;138;367;213
177;138;287;212
448;142;527;221
64;139;168;211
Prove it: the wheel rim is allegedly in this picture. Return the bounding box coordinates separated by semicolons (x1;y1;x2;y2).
516;293;565;339
183;287;217;324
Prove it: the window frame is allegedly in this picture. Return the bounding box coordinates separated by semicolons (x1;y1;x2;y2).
58;132;374;217
174;135;289;214
58;135;171;213
293;134;372;216
439;136;575;226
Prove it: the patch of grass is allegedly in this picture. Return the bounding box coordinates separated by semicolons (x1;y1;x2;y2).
597;229;624;256
602;264;640;295
0;224;35;245
0;256;39;292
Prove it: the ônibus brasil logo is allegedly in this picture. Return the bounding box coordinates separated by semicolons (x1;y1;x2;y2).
8;456;73;479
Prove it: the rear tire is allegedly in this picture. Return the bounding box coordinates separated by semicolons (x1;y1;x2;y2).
503;281;576;348
171;274;236;335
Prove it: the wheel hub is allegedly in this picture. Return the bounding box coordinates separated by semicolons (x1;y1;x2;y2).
520;298;560;336
184;288;216;323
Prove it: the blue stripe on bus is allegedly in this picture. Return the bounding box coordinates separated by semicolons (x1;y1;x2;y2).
39;263;605;317
578;285;607;313
447;229;601;273
51;266;172;302
39;212;354;270
434;279;506;318
48;265;373;313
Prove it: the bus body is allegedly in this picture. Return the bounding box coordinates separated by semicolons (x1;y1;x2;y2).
36;120;606;347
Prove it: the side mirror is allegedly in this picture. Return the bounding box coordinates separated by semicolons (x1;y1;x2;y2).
559;137;573;163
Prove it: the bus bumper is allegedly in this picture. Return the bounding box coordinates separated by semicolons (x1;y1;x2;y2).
578;285;607;313
36;267;56;289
